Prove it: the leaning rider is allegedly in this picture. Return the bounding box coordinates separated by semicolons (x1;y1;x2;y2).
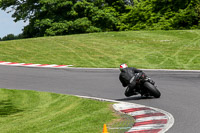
119;63;145;97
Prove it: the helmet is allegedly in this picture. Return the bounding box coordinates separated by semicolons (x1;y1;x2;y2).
119;63;128;71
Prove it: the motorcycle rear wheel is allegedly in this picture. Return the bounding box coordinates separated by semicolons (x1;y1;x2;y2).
144;82;161;98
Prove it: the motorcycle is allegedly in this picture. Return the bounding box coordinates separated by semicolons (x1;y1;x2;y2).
132;73;161;98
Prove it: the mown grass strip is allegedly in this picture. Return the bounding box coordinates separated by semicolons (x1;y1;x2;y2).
0;88;119;133
0;30;199;70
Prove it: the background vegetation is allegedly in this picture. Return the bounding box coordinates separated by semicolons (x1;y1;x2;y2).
0;0;200;39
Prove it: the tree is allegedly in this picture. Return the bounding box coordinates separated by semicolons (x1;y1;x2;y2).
0;0;124;37
1;0;199;38
119;0;200;30
2;34;15;41
0;33;24;41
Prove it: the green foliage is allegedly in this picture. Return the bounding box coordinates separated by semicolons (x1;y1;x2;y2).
0;0;200;38
120;0;200;30
172;8;198;29
0;34;24;41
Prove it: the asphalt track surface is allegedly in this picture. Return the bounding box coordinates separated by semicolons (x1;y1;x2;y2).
0;65;200;133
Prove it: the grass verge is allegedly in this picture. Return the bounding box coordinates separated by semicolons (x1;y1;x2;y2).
0;30;199;70
0;88;121;133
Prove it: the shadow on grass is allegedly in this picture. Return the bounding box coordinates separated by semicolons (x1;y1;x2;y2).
0;100;24;117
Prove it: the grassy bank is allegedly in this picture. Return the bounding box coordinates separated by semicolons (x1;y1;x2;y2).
0;89;117;133
0;30;199;70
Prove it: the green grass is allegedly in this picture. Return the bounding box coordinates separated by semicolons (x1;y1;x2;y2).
0;30;200;69
0;88;118;133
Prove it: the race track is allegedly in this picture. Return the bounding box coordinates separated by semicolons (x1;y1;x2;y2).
0;65;200;133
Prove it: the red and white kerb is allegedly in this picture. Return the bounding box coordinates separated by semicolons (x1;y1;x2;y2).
0;61;73;68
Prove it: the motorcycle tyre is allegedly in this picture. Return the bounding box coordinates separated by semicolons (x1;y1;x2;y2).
144;82;161;98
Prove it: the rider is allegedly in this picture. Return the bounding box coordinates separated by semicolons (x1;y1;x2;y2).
119;63;145;97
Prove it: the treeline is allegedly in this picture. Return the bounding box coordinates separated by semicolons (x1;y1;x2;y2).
0;0;200;39
0;34;23;41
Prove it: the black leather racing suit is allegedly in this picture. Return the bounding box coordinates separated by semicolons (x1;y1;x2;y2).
119;67;143;97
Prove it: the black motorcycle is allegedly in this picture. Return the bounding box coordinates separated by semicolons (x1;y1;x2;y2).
133;73;161;98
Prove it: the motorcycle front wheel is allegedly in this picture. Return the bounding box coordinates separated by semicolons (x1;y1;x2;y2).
144;82;161;98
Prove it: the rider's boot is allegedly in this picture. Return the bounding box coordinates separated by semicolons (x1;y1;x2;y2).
124;87;137;97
